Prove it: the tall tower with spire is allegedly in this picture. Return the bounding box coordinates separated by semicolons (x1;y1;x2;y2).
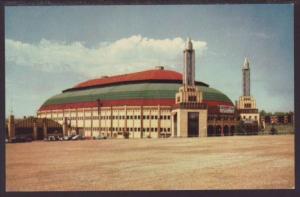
183;38;195;86
171;38;208;138
243;57;250;96
236;57;260;130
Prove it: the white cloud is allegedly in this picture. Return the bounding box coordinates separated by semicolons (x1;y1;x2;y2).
6;35;207;78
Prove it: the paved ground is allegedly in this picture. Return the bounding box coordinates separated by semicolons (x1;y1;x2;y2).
6;135;294;191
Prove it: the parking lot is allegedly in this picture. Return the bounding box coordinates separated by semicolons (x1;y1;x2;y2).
6;135;294;191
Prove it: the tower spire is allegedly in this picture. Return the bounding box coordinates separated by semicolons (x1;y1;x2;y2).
183;37;195;86
243;57;250;69
242;57;250;96
186;37;193;50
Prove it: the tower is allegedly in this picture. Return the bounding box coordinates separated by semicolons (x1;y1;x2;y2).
171;38;208;138
243;58;250;96
236;57;260;132
8;114;15;141
183;38;195;86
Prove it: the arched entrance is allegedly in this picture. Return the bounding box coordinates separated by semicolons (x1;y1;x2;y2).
223;125;230;136
216;125;222;136
207;125;214;137
230;125;235;136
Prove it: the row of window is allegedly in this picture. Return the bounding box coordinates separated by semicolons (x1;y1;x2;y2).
65;115;171;120
242;115;257;120
244;103;252;108
188;96;197;102
207;117;236;121
187;87;195;92
82;127;171;132
44;115;249;122
39;110;171;115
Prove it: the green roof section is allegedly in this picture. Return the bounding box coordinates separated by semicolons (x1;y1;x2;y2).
42;83;233;107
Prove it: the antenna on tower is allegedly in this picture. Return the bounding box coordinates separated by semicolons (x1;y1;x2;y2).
10;96;13;115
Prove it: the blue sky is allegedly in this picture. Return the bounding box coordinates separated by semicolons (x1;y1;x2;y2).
5;4;294;118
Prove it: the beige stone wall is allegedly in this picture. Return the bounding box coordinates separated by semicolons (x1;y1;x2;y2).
171;109;207;137
199;110;208;137
37;105;172;138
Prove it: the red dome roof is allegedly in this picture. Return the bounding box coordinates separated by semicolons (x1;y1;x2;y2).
74;69;182;89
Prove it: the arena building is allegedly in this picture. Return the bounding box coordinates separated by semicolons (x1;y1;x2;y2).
37;39;238;138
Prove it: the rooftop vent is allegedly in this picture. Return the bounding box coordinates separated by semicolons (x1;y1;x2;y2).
155;66;164;70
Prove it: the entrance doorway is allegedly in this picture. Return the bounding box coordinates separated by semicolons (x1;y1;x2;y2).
188;112;199;137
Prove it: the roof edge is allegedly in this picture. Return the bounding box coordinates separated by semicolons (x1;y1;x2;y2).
63;79;209;93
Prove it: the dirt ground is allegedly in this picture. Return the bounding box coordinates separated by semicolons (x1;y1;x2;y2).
6;135;294;191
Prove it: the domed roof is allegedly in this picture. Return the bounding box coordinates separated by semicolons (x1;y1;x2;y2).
65;68;208;92
39;68;233;112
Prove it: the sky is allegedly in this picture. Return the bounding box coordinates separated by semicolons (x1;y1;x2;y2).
5;4;294;118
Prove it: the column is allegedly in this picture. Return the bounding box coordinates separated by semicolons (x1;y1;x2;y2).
91;107;93;137
158;105;161;138
110;106;113;138
140;106;144;138
171;112;174;137
149;108;152;138
69;110;71;130
124;105;127;134
221;116;224;136
63;117;68;136
117;107;120;136
43;119;48;138
98;105;101;136
33;119;37;140
83;108;85;135
8;115;15;141
124;105;129;139
76;108;78;130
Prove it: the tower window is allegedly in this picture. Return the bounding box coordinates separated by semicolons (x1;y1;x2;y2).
244;103;251;108
188;96;197;102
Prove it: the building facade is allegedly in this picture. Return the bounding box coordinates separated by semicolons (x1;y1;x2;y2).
37;39;238;138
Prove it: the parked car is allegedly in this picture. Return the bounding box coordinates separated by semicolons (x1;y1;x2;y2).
71;135;81;140
96;135;107;140
48;136;56;141
63;136;71;141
